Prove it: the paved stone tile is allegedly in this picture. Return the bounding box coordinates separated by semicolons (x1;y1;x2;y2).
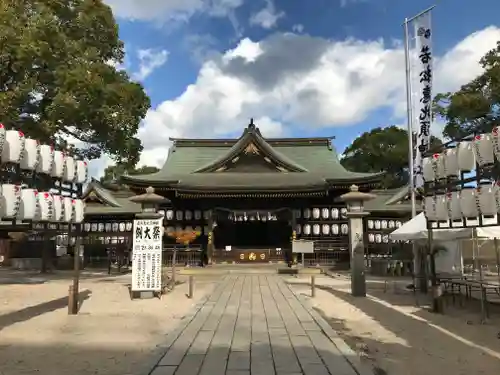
150;275;361;375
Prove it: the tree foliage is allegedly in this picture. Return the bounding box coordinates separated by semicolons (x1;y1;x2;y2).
340;126;442;189
100;164;159;186
434;41;500;139
0;0;150;166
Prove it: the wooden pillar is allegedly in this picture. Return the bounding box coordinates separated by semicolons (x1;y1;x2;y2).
207;210;214;265
290;209;297;265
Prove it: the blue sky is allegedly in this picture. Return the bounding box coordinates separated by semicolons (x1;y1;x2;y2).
94;0;500;175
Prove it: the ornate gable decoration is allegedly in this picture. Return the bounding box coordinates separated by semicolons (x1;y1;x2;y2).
194;119;308;174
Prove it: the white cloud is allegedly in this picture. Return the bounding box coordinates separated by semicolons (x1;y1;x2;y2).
104;0;243;23
249;0;284;29
292;24;304;33
89;26;500;177
132;49;169;81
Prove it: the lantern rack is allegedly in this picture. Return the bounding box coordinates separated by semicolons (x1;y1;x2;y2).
0;123;88;236
422;128;500;229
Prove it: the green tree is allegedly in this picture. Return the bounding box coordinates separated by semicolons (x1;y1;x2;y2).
0;0;150;166
434;41;500;139
100;164;159;186
340;126;442;189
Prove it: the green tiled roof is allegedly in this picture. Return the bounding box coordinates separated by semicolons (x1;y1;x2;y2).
121;123;384;191
364;185;422;213
83;180;141;215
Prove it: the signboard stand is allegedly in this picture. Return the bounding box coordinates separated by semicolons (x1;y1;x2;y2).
292;240;314;268
131;218;163;300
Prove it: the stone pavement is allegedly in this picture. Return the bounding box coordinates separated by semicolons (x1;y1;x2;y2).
150;275;368;375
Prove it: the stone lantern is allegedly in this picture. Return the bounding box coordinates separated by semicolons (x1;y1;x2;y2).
129;186;170;219
340;185;376;297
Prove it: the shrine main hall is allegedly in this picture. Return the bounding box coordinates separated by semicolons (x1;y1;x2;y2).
82;121;413;266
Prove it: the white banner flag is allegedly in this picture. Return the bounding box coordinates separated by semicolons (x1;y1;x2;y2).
412;11;433;188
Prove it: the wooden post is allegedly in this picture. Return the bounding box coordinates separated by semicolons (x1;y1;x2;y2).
207;210;214;265
311;275;316;297
188;275;194;299
67;285;75;315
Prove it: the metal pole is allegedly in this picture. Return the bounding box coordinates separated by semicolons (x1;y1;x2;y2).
403;5;436;25
70;232;81;315
311;275;316;297
188;275;194;299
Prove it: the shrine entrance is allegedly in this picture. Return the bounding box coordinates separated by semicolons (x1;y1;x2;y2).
213;209;291;263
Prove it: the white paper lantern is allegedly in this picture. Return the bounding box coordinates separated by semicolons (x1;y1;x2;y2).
473;133;495;166
63;155;76;183
322;224;330;235
63;197;73;223
126;222;132;231
424;195;437;222
321;208;329;219
374;220;381;229
0;123;6;153
368;233;375;243
340;208;347;218
203;210;211;220
432;153;446;180
105;222;111;231
476;183;496;216
74;160;88;184
0;184;21;219
36;192;54;222
331;208;339;219
303;208;311;218
422;156;435;182
312;208;320;219
383;234;389;243
175;210;183;220
52;194;64;222
17;188;38;220
492;126;500;161
20;139;39;170
341;223;349;235
460;187;478;219
295;224;301;235
375;234;382;243
72;200;85;223
367;220;374;229
119;222;126;231
185;225;193;232
435;194;449;221
303;224;311;235
166;210;174;220
36;144;54;174
388;220;395;229
313;224;320;235
381;220;388;229
98;223;104;232
443;147;459;178
1;130;25;164
447;191;462;221
84;222;91;232
331;224;339;235
457;141;475;172
395;221;402;228
185;210;192;220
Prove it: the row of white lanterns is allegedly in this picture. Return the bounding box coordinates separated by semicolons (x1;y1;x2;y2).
368;233;392;243
296;223;349;236
423;129;500;181
367;220;403;230
165;225;206;234
0;125;88;223
161;210;211;221
83;222;133;232
294;207;348;220
0;125;88;182
424;182;500;222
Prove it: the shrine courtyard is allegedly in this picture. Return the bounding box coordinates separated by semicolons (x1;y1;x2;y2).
1;269;500;375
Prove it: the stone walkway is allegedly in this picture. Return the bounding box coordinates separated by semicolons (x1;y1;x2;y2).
150;275;366;375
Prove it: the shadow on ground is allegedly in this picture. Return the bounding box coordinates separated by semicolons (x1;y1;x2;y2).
0;289;91;332
0;335;369;375
310;284;500;374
